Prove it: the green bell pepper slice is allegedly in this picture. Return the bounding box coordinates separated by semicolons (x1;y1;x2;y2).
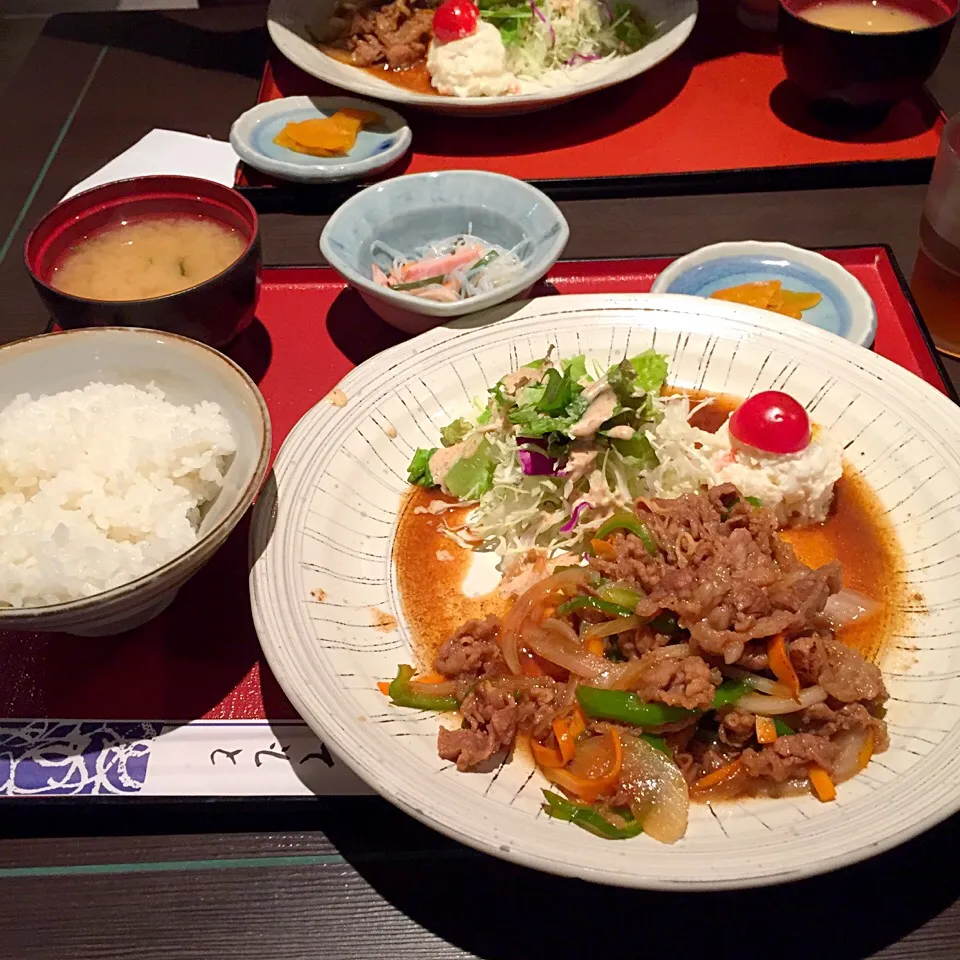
577;686;692;726
541;790;644;840
387;664;459;712
596;583;643;609
556;595;636;619
592;511;658;556
577;679;751;726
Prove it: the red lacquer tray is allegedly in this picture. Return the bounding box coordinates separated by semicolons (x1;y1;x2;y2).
0;247;951;729
237;0;946;204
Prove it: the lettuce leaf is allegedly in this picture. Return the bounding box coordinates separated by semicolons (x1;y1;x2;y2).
407;448;437;487
629;350;668;393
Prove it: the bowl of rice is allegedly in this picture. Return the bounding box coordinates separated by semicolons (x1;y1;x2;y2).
319;170;569;334
0;327;271;636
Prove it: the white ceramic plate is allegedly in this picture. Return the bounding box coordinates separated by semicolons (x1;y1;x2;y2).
250;293;960;890
229;95;411;183
267;0;698;116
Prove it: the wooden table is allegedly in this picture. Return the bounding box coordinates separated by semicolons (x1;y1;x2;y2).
1;8;959;958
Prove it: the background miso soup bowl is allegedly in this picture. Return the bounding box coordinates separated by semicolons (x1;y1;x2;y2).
24;175;262;348
778;0;958;121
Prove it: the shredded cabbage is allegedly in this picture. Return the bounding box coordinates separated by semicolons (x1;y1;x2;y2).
476;0;656;81
407;348;684;560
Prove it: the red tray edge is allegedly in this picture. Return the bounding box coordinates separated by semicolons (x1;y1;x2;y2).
257;246;955;401
235;55;947;192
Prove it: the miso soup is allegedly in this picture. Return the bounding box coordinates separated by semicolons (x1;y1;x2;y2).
51;215;248;302
798;0;934;32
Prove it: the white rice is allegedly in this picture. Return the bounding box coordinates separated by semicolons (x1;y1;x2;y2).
0;382;236;609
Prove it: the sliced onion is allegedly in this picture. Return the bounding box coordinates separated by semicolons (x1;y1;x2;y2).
619;735;689;844
524;622;609;678
584;615;641;642
832;729;869;783
722;665;792;698
823;588;881;630
737;685;827;716
408;678;458;697
499;567;589;674
590;644;692;691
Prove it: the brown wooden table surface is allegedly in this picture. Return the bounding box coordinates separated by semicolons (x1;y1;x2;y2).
1;8;959;958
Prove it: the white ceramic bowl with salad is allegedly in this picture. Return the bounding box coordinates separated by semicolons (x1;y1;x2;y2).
319;170;569;333
268;0;698;115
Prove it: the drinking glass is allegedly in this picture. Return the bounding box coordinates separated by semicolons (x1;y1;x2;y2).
912;112;960;356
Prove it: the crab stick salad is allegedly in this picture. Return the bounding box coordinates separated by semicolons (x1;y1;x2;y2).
407;349;843;562
371;234;530;303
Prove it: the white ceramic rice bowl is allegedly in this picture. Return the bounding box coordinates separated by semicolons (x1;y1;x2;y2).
0;327;271;637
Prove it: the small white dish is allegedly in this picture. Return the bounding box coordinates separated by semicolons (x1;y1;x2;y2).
319;170;569;334
651;241;878;348
229;95;411;184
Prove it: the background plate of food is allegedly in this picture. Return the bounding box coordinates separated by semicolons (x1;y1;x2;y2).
250;293;960;889
267;0;698;114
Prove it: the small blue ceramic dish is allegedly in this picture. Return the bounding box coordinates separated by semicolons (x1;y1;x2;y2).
319;170;570;334
229;95;411;184
651;241;877;347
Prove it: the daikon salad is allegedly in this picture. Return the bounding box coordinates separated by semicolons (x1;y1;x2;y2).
370;234;530;303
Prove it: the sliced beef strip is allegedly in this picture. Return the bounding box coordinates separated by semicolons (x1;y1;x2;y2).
634;654;719;711
437;682;518;772
719;708;756;747
436;678;569;771
741;732;838;781
818;635;887;704
798;702;889;752
433;615;504;679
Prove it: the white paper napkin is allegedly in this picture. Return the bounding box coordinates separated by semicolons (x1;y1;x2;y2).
61;129;241;202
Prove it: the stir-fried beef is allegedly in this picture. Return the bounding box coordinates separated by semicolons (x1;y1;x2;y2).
798;702;889;751
438;682;519;772
741;733;838;781
719;708;756;747
634;654;719;711
593;483;842;664
324;0;437;68
433;615;504;678
437;679;571;771
818;635;887;703
432;482;887;800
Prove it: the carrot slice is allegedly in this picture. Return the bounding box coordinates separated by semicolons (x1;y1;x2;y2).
531;735;567;769
520;652;545;677
710;280;781;310
693;758;743;791
553;718;576;765
755;715;778;745
809;765;836;802
585;636;605;657
591;538;617;560
856;730;875;772
768;633;801;700
543;728;622;802
568;706;587;740
411;672;448;684
377;681;391;696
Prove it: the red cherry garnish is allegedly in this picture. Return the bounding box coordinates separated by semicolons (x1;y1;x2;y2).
433;0;480;42
728;391;811;454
